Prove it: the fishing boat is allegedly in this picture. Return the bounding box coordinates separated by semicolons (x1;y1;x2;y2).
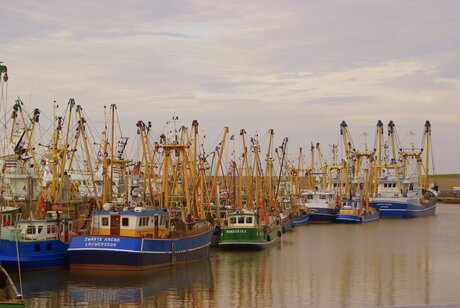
369;121;438;218
0;210;74;270
219;130;282;249
336;198;379;223
68;204;213;270
333;121;379;223
68;110;215;270
300;190;338;223
218;209;281;249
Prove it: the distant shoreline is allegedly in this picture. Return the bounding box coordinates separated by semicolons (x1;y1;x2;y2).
430;174;460;192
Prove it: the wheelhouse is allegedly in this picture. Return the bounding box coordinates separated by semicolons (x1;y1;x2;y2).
90;207;169;238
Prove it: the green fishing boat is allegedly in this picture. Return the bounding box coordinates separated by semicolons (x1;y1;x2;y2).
218;210;281;249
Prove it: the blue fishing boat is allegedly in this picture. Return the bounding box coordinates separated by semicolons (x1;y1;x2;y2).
68;205;214;270
336;199;379;224
370;121;438;218
0;211;74;270
301;190;338;223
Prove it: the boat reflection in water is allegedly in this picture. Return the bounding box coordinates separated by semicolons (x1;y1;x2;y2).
13;259;213;306
10;206;460;307
211;217;436;307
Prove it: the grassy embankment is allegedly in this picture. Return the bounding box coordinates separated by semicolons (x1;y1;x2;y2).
429;174;460;192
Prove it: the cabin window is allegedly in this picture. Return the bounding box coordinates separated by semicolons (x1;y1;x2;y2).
238;216;244;224
230;217;236;224
35;244;40;252
102;217;109;226
27;226;36;234
122;218;129;227
47;243;52;251
384;184;387;188
246;217;253;224
47;225;51;234
320;195;326;199
139;217;148;227
38;226;43;234
393;183;396;188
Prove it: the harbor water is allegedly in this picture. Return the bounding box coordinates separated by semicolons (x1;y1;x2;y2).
11;203;460;307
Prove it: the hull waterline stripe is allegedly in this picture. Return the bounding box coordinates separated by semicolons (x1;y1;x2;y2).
68;242;210;254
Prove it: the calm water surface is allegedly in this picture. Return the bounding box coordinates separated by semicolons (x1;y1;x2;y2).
12;203;460;307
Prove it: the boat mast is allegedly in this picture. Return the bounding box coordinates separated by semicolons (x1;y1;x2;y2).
309;142;315;190
239;129;251;210
13;99;42;187
136;120;155;205
252;134;264;223
423;121;431;190
387;121;402;195
264;129;274;205
182;125;200;217
75;105;100;209
210;127;228;222
274;137;288;201
316;143;327;191
109;104;116;203
56;99;75;205
372;120;384;197
101;106;110;206
340;121;352;197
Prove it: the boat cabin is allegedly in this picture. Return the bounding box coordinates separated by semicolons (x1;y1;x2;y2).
339;199;362;215
1;211;74;242
376;178;401;198
90;205;169;238
0;206;22;227
226;211;258;228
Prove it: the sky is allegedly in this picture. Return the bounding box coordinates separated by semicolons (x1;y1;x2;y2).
1;0;459;174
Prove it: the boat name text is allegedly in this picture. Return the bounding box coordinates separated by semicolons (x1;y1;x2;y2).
226;229;247;234
84;236;121;247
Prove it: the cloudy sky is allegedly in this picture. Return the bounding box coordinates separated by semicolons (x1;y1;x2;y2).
1;0;459;173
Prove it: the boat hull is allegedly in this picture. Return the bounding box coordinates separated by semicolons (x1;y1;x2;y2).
0;239;68;270
281;216;294;232
335;214;362;223
68;228;214;271
308;207;338;223
370;199;437;218
336;211;379;224
369;200;408;218
292;213;310;226
218;226;281;250
405;202;437;218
